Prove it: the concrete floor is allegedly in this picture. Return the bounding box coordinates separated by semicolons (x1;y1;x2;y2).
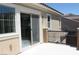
19;43;79;55
22;40;31;48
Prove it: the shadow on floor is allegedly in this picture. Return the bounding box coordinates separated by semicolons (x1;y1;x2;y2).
66;31;77;47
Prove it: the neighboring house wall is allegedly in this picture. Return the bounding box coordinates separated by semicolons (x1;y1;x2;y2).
61;17;79;31
61;15;79;47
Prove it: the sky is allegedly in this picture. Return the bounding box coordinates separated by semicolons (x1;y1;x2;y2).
47;3;79;15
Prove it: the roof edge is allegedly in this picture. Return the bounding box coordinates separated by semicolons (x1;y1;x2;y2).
40;3;64;15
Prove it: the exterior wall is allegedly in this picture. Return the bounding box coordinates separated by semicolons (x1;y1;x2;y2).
48;15;61;31
42;13;48;43
61;17;79;47
42;13;62;43
42;13;62;31
48;31;61;42
0;3;44;53
48;31;67;43
0;3;62;54
50;20;60;31
42;14;48;29
43;29;48;43
0;33;20;55
48;15;66;43
61;17;79;31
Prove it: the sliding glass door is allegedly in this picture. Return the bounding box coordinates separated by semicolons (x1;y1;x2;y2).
31;14;39;44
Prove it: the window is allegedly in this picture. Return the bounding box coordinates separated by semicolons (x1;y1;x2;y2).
0;5;15;34
48;15;50;28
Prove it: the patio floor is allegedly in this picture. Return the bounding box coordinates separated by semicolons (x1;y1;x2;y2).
18;43;79;55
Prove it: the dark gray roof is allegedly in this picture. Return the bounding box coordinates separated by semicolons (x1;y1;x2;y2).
64;14;79;20
64;14;79;17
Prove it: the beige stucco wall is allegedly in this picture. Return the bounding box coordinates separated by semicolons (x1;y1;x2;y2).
42;14;48;29
0;33;20;55
50;20;61;31
49;15;61;31
48;31;67;43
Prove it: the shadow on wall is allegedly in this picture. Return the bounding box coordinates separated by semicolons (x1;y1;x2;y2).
61;17;78;47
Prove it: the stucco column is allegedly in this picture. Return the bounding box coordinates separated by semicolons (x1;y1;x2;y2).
77;28;79;50
15;9;22;52
39;14;43;43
